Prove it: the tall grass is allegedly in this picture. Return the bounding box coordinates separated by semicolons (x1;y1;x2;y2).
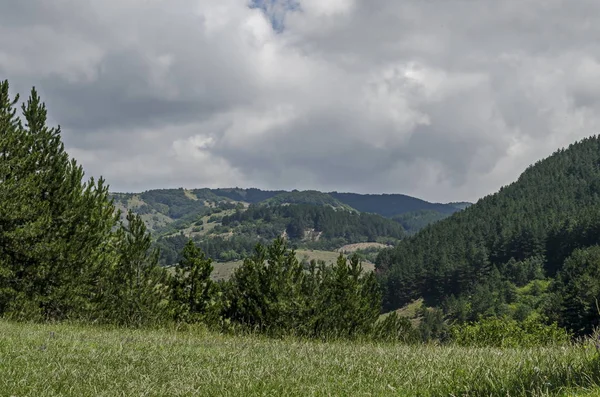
0;320;598;396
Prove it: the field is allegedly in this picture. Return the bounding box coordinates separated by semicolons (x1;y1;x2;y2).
337;242;390;252
1;321;599;396
211;249;375;280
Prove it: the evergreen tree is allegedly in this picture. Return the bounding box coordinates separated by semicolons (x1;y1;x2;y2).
101;211;169;326
312;254;381;338
171;240;216;323
0;81;117;320
223;238;305;334
550;246;600;336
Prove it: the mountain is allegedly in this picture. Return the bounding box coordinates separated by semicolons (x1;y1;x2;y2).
110;188;468;268
377;136;600;335
112;188;466;234
329;192;461;217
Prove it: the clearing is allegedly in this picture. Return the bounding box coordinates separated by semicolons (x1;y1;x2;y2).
211;249;375;280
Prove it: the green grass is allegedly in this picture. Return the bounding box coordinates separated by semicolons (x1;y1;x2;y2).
296;249;342;264
1;321;599;396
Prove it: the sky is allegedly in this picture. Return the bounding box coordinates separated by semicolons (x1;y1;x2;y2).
1;0;600;203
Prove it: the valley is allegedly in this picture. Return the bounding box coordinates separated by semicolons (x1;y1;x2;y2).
112;188;467;277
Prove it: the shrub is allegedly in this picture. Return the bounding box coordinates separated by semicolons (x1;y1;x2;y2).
372;312;419;343
450;316;570;348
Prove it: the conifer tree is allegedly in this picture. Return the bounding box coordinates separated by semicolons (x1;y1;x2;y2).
223;238;306;334
171;239;216;323
313;253;381;338
0;81;117;319
104;211;169;326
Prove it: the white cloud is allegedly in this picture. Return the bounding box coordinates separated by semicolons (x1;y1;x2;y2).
2;0;600;201
300;0;355;17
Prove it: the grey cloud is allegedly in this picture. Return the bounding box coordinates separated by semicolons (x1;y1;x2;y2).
2;0;600;201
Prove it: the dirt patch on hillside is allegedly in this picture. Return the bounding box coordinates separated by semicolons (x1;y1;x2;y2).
338;242;390;253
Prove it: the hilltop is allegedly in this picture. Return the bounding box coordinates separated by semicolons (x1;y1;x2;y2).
111;188;465;232
110;188;467;270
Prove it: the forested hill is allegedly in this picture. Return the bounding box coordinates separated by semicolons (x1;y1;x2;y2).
377;136;600;335
111;188;466;268
111;188;466;236
329;192;465;217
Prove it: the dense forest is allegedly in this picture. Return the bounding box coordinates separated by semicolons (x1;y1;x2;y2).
377;137;600;336
329;192;467;217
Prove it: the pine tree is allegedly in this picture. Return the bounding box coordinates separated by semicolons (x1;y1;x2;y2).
171;240;216;323
0;80;22;314
0;81;118;319
223;238;305;334
103;211;170;326
314;253;381;338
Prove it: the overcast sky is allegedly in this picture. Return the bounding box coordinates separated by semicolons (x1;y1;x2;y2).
1;0;599;202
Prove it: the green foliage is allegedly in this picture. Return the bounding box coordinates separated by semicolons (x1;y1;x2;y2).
377;136;600;337
549;246;600;336
222;239;382;339
306;254;382;339
139;188;206;219
0;81;117;320
207;187;283;203
450;316;570;348
170;240;218;323
372;312;419;343
329;192;462;217
222;203;404;244
392;209;453;234
99;211;170;326
263;190;355;210
222;238;307;335
418;307;449;342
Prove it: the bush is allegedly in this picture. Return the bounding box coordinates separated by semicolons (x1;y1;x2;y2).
372;312;419;343
450;316;570;348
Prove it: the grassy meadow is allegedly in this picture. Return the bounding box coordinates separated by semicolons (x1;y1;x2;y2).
1;321;599;396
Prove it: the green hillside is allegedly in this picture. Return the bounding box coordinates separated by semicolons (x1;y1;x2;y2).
109;188;468;267
111;188;467;233
377;136;600;336
154;202;404;266
263;190;355;210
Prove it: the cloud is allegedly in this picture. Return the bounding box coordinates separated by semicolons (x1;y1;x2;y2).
2;0;600;202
